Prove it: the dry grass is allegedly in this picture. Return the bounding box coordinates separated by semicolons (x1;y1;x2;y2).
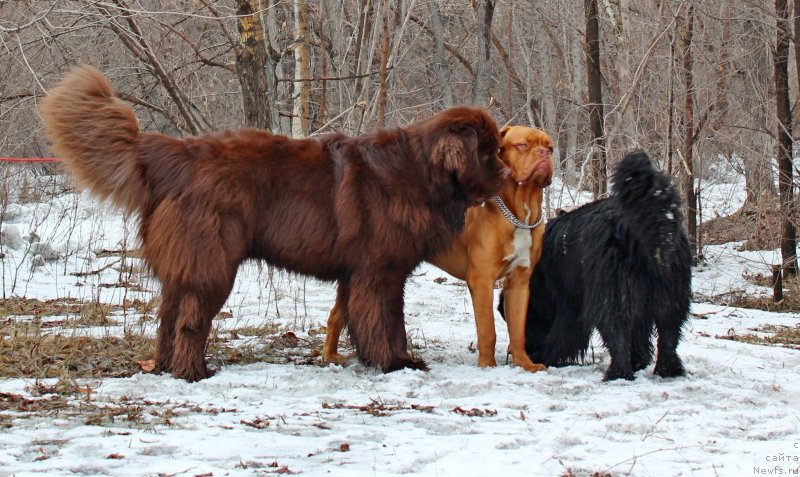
0;296;332;425
0;297;332;381
0;322;155;379
716;324;800;350
704;273;800;313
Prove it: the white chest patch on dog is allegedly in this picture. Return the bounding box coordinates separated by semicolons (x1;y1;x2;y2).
503;206;532;273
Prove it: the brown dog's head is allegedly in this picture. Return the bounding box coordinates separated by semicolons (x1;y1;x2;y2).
499;125;554;188
428;107;507;205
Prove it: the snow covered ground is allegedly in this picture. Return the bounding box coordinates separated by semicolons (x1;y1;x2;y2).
0;168;798;477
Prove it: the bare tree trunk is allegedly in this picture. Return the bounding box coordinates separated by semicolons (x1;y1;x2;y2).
714;3;731;133
320;31;329;126
601;0;636;153
262;0;285;134
667;23;676;176
472;0;495;105
428;2;454;108
506;0;514;113
794;0;800;99
585;0;607;197
565;28;582;186
292;0;311;136
377;0;390;127
681;3;699;261
235;0;273;130
534;9;560;161
776;0;797;275
353;0;374;101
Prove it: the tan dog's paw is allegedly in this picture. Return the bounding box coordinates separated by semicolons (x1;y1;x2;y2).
477;356;498;368
322;352;349;366
513;354;547;373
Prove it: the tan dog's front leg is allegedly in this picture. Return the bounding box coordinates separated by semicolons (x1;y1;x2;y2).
322;290;348;365
503;270;547;373
467;273;499;368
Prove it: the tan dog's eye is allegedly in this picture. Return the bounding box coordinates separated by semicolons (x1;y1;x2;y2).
514;143;530;152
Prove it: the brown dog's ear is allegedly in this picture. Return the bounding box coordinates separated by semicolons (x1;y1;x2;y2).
433;128;477;174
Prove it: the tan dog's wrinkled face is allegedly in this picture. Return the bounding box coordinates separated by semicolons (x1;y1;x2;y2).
499;125;554;187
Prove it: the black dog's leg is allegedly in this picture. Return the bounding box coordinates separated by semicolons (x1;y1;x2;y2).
598;312;635;381
653;313;686;378
630;317;655;372
543;303;592;366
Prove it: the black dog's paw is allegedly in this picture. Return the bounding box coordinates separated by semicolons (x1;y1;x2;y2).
632;356;654;372
603;368;636;381
654;357;685;378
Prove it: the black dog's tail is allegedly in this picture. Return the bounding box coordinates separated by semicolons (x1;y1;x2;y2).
611;151;673;207
609;151;685;255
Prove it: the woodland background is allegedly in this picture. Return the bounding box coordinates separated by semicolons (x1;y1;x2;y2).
0;0;798;267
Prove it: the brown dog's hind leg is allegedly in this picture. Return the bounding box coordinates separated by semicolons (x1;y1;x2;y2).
170;293;215;382
168;277;235;382
322;283;348;365
346;270;427;372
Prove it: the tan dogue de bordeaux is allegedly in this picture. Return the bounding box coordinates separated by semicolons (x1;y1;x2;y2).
323;125;554;372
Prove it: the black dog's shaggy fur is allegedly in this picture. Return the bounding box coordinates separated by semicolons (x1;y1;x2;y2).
503;151;691;381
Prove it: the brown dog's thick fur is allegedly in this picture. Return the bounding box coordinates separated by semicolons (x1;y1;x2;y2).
324;126;554;372
40;66;506;382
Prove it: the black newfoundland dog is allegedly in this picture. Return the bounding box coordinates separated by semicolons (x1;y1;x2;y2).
502;151;691;381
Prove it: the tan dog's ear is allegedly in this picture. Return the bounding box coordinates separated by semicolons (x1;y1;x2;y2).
500;125;511;138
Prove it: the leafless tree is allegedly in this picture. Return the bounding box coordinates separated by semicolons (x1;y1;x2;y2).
0;0;797;262
585;0;607;197
775;0;796;274
472;0;495;105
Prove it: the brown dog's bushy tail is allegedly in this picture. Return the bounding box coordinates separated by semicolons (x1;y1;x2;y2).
40;65;147;213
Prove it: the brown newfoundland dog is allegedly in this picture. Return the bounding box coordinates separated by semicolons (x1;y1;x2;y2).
40;66;506;382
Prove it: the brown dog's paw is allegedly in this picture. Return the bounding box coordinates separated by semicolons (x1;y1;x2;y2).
171;364;216;383
386;357;429;372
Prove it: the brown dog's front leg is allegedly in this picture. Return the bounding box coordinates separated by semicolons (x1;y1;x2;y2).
346;271;427;372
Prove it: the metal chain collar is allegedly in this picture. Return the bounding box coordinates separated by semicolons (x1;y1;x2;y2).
491;196;544;229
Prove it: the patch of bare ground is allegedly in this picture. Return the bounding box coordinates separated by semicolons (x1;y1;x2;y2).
701;195;784;250
0;378;240;431
702;272;800;313
700;196;800;312
712;323;800;350
0;297;341;426
699;197;800;349
0;296;339;381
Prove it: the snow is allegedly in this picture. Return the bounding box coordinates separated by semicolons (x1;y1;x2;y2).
1;170;799;477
